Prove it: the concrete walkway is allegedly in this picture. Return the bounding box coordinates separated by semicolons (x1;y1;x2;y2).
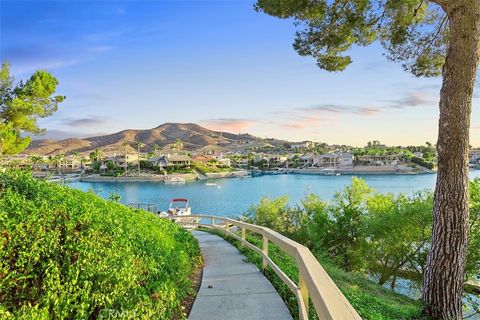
189;231;292;320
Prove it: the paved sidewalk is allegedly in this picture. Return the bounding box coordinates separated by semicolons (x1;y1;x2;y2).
188;231;292;320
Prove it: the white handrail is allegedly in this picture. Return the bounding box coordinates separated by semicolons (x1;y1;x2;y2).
165;214;362;320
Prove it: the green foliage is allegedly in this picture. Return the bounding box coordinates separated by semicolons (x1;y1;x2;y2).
363;192;433;285
0;62;64;155
107;191;121;202
255;0;448;77
213;230;422;320
410;156;435;169
244;177;480;287
0;170;201;319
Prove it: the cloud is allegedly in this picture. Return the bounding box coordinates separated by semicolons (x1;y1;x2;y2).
200;118;257;133
279;115;328;130
388;91;437;109
61;116;111;128
302;104;381;116
31;130;108;141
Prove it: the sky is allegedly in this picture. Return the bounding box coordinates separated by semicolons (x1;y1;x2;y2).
1;0;479;147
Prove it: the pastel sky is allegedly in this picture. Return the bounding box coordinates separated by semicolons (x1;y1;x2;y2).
1;0;479;147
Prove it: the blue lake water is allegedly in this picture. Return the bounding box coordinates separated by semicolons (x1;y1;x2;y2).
68;171;480;216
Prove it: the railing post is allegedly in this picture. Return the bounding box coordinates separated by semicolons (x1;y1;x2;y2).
262;234;268;273
298;271;309;315
240;227;246;248
212;218;215;228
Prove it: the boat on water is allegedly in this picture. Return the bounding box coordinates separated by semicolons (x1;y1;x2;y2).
160;198;192;216
164;176;186;184
159;198;198;228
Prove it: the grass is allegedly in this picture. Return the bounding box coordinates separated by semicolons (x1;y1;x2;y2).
207;228;423;320
0;170;201;319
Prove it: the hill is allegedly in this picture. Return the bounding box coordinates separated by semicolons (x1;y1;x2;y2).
26;123;285;155
0;170;201;319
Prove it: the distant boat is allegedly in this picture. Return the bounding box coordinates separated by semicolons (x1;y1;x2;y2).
164;176;186;184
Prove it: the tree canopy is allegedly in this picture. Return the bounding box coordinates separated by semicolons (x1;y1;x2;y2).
0;62;65;155
255;0;448;76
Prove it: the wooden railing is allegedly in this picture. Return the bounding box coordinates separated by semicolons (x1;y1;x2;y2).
167;214;362;320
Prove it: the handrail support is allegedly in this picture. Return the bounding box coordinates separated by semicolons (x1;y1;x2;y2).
262;234;268;273
299;271;309;316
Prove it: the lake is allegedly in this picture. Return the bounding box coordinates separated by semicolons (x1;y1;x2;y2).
68;171;480;216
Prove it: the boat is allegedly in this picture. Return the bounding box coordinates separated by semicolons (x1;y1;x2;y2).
160;198;192;216
159;198;198;228
164;176;186;184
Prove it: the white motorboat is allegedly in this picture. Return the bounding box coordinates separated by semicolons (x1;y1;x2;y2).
160;198;192;216
164;176;186;184
159;198;198;228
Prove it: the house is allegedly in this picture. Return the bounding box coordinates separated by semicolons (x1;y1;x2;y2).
290;141;314;150
269;155;288;167
356;155;400;166
106;154;138;167
338;153;354;167
166;154;192;167
192;154;214;165
58;155;86;171
313;153;340;167
148;155;168;168
212;153;231;167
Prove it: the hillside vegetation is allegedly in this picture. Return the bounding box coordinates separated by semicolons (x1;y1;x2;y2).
0;170;201;319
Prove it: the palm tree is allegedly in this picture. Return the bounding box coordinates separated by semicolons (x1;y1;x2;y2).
29;155;42;171
89;148;102;162
174;138;183;154
122;141;130;176
135;142;145;174
152;144;160;156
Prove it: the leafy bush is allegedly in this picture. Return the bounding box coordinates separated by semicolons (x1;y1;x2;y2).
0;170;201;319
211;230;422;320
244;177;480;288
411;156;435;169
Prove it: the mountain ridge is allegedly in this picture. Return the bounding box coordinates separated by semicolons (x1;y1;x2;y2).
26;123;285;155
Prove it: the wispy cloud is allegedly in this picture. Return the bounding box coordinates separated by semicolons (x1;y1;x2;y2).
61;116;111;128
301;104;381;116
388;91;437;109
31;130;109;141
200;118;257;133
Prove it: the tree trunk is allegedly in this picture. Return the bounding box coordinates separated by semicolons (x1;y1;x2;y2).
422;2;480;319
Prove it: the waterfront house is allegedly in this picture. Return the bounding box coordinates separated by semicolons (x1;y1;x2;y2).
356;155;400;166
166;154;192;167
192;154;214;165
148;155;168;169
107;154;138;167
338;153;354;167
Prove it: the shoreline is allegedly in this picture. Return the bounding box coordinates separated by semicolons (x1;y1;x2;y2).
77;167;437;183
80;170;250;183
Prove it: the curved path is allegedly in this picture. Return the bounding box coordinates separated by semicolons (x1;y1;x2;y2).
189;231;292;320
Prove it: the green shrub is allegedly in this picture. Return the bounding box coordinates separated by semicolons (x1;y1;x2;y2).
212;230;422;320
0;170;201;319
